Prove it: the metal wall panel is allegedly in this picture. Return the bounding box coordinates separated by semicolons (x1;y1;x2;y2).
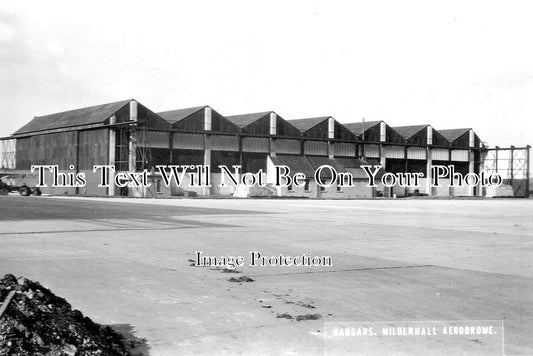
210;135;239;151
138;131;169;148
173;133;204;150
304;141;328;156
275;139;301;154
384;145;405;159
407;147;427;160
432;148;449;161
16;131;78;170
451;149;469;162
242;137;269;153
0;139;16;169
333;142;356;157
79;129;108;170
363;144;380;158
14;137;30;169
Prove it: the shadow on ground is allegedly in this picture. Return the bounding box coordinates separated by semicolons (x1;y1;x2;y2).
111;324;151;356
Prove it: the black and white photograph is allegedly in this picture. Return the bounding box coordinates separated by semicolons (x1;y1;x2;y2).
0;1;531;355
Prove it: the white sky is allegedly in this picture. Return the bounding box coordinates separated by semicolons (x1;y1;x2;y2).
0;0;532;149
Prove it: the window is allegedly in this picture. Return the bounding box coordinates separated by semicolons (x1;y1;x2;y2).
380;122;387;142
204;107;212;131
304;179;310;191
328;117;335;139
269;113;277;135
288;182;294;191
130;101;138;121
320;185;325;192
336;177;342;192
156;179;162;194
210;151;240;172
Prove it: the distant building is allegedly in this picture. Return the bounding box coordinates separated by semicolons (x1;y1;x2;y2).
0;99;488;198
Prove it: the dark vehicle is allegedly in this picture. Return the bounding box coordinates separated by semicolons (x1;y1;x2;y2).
0;174;41;196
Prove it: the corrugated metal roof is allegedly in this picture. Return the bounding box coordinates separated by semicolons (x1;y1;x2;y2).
287;117;330;132
334;157;365;168
336;157;383;179
14;99;132;135
271;154;382;181
438;128;471;143
362;157;381;166
157;106;206;124
226;112;271;128
270;155;315;177
306;156;345;179
345;167;368;179
392;125;428;139
343;121;382;136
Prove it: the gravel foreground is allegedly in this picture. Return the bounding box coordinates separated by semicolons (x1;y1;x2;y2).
0;274;135;356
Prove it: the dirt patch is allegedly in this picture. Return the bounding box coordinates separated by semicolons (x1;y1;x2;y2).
284;300;316;309
219;268;242;274
0;274;142;355
188;259;197;267
276;313;293;319
227;276;254;283
295;314;321;321
188;261;242;274
275;313;321;321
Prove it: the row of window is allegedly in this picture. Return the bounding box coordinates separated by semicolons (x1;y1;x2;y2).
286;178;343;193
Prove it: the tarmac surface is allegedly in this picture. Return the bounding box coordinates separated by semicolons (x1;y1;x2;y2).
0;196;531;355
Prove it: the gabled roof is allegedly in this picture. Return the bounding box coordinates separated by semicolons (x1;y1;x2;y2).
343;121;382;136
344;168;370;179
157;106;206;124
270;155;384;182
270;155;315;177
334;157;367;169
306;156;344;173
14;99;132;135
392;125;428;139
226;112;272;128
307;156;343;179
438;128;471;142
288;117;330;132
334;157;384;179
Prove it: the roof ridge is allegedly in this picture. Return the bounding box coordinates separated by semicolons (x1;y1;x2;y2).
226;111;272;117
287;116;331;121
13;99;134;135
157;105;207;114
34;99;133;118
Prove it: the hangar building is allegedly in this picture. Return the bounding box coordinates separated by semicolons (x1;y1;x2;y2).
0;98;526;198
